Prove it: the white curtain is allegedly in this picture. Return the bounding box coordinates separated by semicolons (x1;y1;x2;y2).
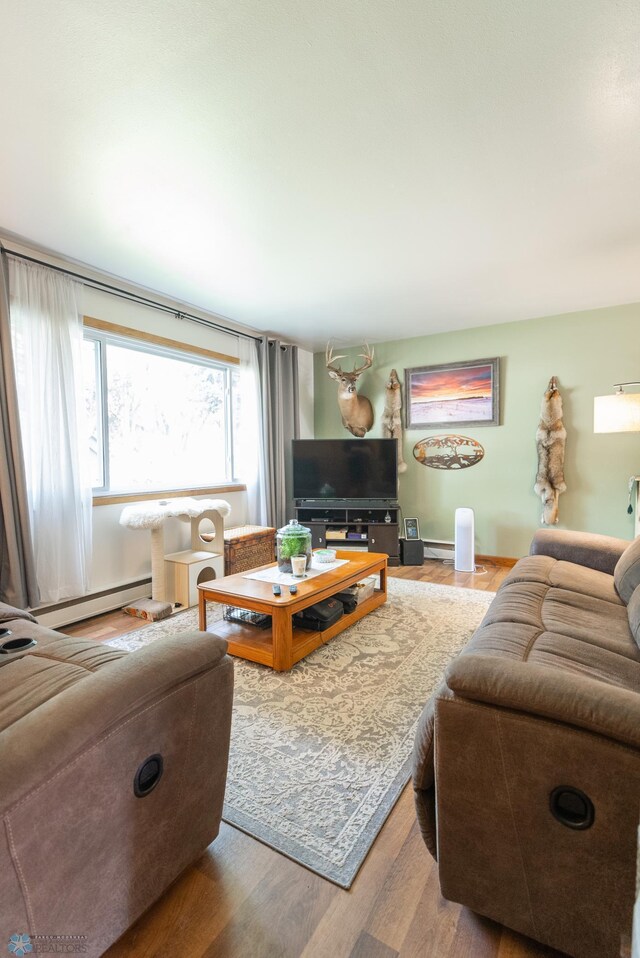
8;259;92;603
236;336;268;525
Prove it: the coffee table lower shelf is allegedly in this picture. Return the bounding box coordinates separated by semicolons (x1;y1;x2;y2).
211;589;386;668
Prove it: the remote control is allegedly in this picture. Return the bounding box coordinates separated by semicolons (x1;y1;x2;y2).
289;584;298;594
272;584;282;596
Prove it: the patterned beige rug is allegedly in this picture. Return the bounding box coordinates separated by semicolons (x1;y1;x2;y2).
108;578;494;887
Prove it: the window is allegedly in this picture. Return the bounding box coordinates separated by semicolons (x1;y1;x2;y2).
81;329;240;494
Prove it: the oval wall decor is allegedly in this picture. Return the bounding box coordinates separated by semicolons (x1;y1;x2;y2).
413;434;485;470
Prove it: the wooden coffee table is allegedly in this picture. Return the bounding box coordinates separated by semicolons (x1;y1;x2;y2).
197;550;387;671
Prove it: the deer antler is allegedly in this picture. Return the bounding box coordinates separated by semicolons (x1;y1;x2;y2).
352;344;374;376
326;342;347;373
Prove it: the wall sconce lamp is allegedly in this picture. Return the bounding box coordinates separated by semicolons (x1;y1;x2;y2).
594;383;640;433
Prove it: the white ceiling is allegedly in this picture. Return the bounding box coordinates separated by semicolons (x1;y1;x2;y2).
1;0;639;350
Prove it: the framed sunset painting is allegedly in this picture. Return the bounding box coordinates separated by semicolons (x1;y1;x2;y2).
405;357;500;428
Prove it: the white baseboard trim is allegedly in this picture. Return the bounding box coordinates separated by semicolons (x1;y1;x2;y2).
36;580;151;629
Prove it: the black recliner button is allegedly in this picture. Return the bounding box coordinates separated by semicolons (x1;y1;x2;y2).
549;786;595;830
133;754;164;797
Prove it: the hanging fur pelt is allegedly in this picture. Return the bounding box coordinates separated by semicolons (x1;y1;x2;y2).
534;376;566;525
382;368;408;473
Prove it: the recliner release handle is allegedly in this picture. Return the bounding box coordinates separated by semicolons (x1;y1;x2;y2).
549;786;594;830
134;754;164;798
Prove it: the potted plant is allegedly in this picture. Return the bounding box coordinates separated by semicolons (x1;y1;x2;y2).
276;520;312;573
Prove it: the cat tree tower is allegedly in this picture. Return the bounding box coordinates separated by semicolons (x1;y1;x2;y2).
119;497;231;619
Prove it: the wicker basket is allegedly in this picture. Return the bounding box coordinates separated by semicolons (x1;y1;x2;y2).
223;605;271;629
223;525;276;575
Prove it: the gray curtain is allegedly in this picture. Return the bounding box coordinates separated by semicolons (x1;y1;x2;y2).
0;251;38;608
257;338;300;529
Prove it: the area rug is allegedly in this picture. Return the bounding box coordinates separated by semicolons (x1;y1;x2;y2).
108;578;494;887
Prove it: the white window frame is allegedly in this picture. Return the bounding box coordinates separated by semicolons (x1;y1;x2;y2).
84;329;238;496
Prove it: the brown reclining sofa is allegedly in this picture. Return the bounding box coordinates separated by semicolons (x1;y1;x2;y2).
414;529;640;958
0;603;233;957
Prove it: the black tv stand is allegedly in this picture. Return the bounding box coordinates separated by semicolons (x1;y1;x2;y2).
295;500;400;566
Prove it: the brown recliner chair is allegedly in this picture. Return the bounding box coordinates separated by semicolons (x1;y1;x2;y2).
413;530;640;958
0;603;233;957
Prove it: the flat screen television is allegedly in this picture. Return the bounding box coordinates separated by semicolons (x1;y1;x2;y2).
292;438;398;501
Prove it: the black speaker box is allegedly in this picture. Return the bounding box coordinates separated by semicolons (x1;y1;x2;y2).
400;538;424;565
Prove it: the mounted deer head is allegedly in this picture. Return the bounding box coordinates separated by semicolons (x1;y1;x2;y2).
326;343;375;438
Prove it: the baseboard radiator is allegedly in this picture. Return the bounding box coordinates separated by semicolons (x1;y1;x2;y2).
422;539;455;560
35;578;152;630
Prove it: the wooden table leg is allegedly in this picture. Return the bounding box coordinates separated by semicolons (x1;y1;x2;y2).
379;562;387;598
198;589;207;631
271;607;293;672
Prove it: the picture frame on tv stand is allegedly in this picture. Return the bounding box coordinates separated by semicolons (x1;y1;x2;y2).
404;517;420;540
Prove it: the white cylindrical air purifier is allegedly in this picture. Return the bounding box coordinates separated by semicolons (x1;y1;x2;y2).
454;507;475;572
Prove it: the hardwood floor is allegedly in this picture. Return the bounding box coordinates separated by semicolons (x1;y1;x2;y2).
64;560;562;958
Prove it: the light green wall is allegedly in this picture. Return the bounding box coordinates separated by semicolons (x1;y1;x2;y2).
313;303;640;558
